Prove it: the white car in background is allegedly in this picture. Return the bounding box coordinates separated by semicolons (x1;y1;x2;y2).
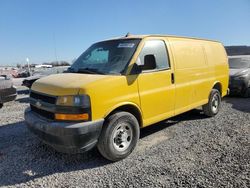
22;66;69;88
229;55;250;97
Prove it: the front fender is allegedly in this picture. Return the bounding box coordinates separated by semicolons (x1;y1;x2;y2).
104;102;142;119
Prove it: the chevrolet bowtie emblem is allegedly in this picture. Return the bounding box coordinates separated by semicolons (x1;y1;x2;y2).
35;101;42;108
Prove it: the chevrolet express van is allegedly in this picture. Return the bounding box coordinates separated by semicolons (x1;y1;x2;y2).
25;34;229;161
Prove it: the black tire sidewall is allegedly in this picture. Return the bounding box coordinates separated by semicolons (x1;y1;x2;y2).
98;112;140;161
109;115;139;157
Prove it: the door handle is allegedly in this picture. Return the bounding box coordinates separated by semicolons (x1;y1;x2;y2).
171;73;175;84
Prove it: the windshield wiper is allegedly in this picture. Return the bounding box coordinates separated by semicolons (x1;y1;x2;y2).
76;68;105;75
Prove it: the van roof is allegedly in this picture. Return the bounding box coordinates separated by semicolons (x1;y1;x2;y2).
104;34;220;43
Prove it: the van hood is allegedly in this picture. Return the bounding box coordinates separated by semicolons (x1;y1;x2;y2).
31;73;108;96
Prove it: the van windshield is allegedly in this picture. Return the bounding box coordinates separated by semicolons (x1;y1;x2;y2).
70;39;141;75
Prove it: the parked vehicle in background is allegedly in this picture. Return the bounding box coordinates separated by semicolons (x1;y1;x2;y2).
22;66;69;88
0;67;19;78
25;34;229;161
228;56;250;97
10;69;30;78
0;75;17;108
35;64;53;68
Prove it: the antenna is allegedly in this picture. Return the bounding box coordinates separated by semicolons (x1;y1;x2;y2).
125;32;131;37
53;33;58;62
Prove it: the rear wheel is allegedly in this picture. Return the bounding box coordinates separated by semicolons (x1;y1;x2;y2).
0;103;3;109
202;89;221;117
97;111;140;161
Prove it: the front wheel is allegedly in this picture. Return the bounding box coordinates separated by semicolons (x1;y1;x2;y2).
97;111;140;161
202;89;221;117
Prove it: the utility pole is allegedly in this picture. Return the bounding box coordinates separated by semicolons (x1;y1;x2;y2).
53;33;58;62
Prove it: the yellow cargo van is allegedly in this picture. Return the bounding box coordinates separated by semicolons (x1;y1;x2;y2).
25;34;229;161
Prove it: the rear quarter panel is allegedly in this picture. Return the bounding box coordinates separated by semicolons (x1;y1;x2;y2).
168;37;211;115
203;42;229;97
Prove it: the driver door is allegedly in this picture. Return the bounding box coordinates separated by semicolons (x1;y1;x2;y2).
137;40;175;126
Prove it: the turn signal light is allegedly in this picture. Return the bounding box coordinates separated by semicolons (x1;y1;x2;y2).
55;113;89;121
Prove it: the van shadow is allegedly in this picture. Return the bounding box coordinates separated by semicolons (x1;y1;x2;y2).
0;121;109;186
224;96;250;113
140;109;208;138
0;109;207;186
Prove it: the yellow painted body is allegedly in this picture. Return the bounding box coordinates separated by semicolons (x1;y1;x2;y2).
32;35;229;127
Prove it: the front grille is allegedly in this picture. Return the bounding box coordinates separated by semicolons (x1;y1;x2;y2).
31;105;55;120
30;91;56;104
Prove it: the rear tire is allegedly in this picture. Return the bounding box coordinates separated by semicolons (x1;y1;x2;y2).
0;103;3;109
97;111;140;161
202;89;221;117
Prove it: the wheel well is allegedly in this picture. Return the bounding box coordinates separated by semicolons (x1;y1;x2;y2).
213;82;222;95
107;105;143;127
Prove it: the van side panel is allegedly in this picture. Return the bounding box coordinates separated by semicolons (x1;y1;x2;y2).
132;37;176;127
168;38;212;115
203;42;229;96
82;37;228;125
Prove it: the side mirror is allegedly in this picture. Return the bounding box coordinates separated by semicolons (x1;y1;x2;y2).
135;57;143;66
143;54;156;70
132;54;156;74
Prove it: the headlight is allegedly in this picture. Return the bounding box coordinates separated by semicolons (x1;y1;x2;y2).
55;95;91;121
56;95;90;107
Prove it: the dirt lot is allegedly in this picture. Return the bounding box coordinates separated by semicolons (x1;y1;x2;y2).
0;90;249;187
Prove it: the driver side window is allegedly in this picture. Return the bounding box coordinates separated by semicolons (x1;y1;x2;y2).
139;40;170;70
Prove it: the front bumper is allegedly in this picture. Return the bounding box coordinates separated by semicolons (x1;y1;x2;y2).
25;109;104;153
0;86;17;103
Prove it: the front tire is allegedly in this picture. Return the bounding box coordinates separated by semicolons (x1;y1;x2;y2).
202;89;221;117
97;111;140;161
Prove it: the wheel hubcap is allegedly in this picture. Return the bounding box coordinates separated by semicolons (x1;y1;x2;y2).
212;94;220;113
113;123;132;152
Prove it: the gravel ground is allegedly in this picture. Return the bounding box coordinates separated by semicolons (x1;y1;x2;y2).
0;91;249;188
